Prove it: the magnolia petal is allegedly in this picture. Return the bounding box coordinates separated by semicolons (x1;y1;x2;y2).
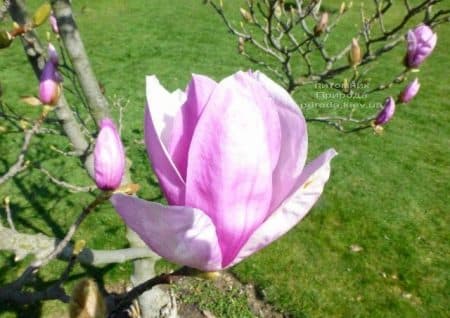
185;71;281;268
229;149;337;268
111;194;223;271
145;76;186;204
168;75;217;179
146;76;186;149
250;71;308;211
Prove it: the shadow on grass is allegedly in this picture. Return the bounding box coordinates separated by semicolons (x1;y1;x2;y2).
12;176;68;238
0;262;119;317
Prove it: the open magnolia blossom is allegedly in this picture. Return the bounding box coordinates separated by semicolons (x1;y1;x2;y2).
111;71;337;271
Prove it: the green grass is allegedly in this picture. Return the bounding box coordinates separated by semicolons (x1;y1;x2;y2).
0;0;449;317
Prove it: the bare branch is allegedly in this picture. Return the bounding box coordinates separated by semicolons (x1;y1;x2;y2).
8;0;93;176
37;166;96;193
51;0;111;123
3;196;15;231
109;266;192;317
0;225;156;265
0;192;110;295
0;108;49;186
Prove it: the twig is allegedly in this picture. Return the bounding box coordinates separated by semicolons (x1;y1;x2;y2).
0;192;110;293
306;115;374;132
49;145;84;157
0;225;156;265
37;166;96;193
52;0;111;123
0;107;50;186
8;0;93;177
109;266;192;317
3;196;15;231
111;96;130;136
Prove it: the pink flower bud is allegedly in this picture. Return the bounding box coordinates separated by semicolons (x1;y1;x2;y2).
94;118;125;191
406;24;437;68
398;78;420;104
48;43;58;65
49;14;59;34
39;61;61;105
375;97;395;126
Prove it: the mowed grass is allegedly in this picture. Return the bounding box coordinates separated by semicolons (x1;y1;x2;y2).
0;0;449;317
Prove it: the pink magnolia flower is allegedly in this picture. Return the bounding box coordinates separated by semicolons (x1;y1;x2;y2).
398;78;420;104
406;25;437;68
39;61;61;105
375;97;396;126
111;71;337;271
94;118;125;191
49;14;59;34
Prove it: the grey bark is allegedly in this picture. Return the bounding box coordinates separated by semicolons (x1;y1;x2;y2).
49;1;170;316
0;224;156;266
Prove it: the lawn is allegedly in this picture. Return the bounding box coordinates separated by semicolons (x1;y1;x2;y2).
0;0;449;317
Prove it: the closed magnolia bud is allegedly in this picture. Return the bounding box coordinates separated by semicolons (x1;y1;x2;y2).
314;12;328;36
339;2;346;14
240;8;253;23
238;36;245;54
349;38;361;66
94;118;125;191
0;31;13;49
342;78;350;93
274;3;282;18
39;61;61;105
374;97;395;126
69;279;106;318
398;78;420;104
49;14;59;34
32;2;52;27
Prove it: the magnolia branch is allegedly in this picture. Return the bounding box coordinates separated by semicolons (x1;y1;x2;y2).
0;225;155;266
0;192;114;305
37;166;96;193
208;0;447;97
8;0;93;176
0;108;50;186
51;0;111;123
8;1;164;315
108;266;192;317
